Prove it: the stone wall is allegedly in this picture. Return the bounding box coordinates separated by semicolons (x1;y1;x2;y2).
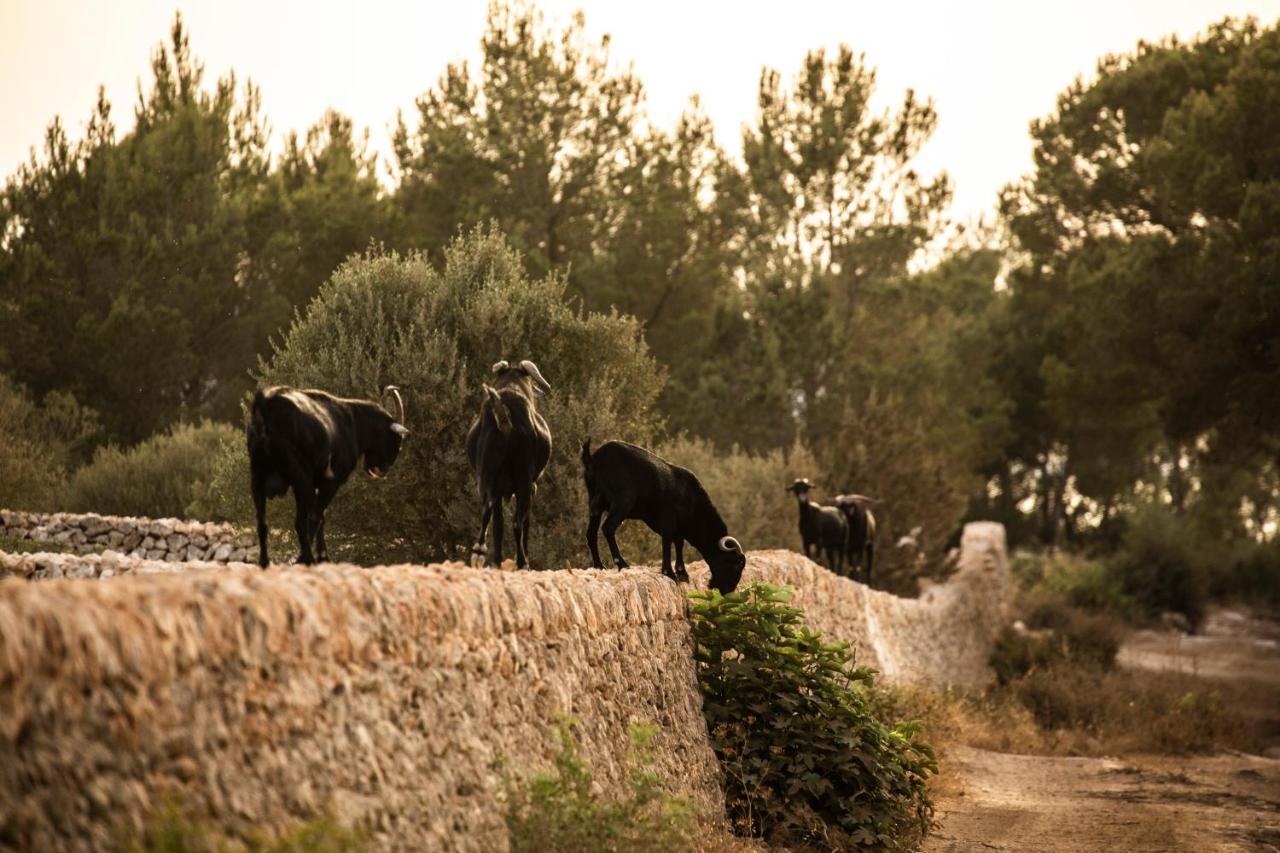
0;509;257;563
0;521;1010;850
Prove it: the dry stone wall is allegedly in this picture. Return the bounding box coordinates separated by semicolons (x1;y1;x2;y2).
0;520;1010;851
0;509;257;563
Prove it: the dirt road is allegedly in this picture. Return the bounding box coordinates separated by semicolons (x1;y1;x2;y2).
923;610;1280;852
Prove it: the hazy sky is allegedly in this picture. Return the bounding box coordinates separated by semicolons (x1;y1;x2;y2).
3;0;1278;223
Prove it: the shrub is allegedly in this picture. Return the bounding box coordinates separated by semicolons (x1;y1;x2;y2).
1214;539;1280;612
200;227;663;565
503;719;697;852
689;584;935;849
64;420;239;519
1105;503;1210;627
123;806;364;852
1010;549;1136;615
0;373;99;511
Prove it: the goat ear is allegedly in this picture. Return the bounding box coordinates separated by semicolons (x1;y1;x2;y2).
491;360;509;374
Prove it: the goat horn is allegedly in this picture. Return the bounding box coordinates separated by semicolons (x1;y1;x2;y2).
383;385;406;425
491;360;509;374
520;359;551;393
719;536;742;553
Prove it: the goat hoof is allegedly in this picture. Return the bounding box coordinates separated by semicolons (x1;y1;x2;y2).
674;567;691;584
615;560;629;570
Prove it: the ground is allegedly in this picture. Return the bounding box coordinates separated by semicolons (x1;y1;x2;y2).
924;609;1280;853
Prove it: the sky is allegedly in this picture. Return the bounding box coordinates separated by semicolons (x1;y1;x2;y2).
2;0;1279;224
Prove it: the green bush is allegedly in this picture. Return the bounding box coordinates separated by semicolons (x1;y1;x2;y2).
1214;539;1280;611
64;420;239;519
504;719;697;852
988;599;1122;686
201;227;663;565
1105;503;1210;627
689;583;935;849
0;373;99;511
124;806;364;852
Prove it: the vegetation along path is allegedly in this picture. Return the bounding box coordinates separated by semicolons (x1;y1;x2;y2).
925;609;1280;852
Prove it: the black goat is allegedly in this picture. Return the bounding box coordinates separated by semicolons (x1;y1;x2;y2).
581;439;746;594
787;478;848;574
466;360;552;569
832;493;877;584
248;385;409;567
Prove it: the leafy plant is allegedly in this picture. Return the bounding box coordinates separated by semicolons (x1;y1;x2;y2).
689;584;935;849
199;227;663;565
123;805;364;852
64;420;238;520
503;718;697;852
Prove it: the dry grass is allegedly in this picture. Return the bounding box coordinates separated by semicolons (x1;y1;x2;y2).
877;662;1277;763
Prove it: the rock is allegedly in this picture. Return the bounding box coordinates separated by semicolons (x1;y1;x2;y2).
145;549;166;561
166;534;189;551
123;532;143;551
212;543;233;562
149;519;174;537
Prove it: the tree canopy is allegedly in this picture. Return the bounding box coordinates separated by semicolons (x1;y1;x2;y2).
2;7;1277;573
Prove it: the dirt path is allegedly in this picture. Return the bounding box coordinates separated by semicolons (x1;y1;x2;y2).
923;610;1280;852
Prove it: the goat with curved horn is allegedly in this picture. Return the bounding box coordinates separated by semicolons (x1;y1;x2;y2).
467;358;553;569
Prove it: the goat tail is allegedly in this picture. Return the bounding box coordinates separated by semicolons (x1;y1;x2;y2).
482;384;513;434
247;388;269;451
581;438;594;490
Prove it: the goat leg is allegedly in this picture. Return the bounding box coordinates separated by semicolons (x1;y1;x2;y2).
513;483;531;570
293;488;316;565
674;538;690;583
252;475;269;569
473;499;494;567
586;510;605;568
601;511;628;569
490;498;505;567
312;480;340;563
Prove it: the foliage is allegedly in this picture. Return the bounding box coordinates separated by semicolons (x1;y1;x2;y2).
994;17;1280;543
123;806;364;852
1014;550;1134;615
64;420;238;519
201;227;663;565
0;374;99;511
689;583;935;849
1214;539;1280;612
989;591;1123;685
0;17;392;443
1104;503;1211;627
503;719;697;852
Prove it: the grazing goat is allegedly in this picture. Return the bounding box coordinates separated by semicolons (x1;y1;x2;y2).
467;360;552;569
787;479;849;574
248;385;409;567
581;440;745;594
832;493;877;584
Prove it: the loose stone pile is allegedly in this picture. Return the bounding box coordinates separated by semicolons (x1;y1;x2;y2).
0;509;257;563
